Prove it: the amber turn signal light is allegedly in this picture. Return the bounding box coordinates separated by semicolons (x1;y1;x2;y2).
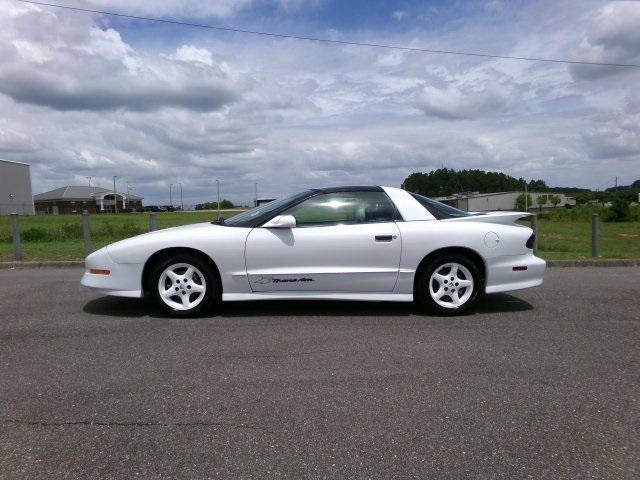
89;268;111;275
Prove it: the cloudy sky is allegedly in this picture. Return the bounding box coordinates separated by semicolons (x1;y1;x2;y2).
1;0;639;205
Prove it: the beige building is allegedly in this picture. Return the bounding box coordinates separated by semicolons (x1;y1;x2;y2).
0;158;34;215
435;191;576;212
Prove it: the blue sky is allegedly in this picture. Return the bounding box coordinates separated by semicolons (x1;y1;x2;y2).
0;0;639;205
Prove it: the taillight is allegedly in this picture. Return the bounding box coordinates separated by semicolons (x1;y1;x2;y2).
526;233;535;249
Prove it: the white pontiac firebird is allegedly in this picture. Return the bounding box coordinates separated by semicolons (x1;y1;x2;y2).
81;186;545;316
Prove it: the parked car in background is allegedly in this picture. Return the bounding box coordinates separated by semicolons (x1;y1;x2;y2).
82;186;545;317
141;205;167;212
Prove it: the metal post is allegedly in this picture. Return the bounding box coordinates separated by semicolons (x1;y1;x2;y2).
150;212;158;231
169;184;173;208
10;213;22;261
82;210;93;256
113;175;118;214
254;182;258;208
592;213;600;257
179;183;184;210
216;179;221;220
531;214;539;256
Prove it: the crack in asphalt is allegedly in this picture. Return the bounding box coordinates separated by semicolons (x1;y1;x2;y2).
3;419;279;434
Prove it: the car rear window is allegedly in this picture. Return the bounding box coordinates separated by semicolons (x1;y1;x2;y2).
409;192;471;219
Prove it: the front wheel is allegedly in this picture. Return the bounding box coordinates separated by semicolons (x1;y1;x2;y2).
149;254;219;317
415;255;483;315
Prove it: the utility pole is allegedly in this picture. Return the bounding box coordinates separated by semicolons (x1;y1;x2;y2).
86;176;95;195
169;183;173;208
254;182;258;208
113;176;118;214
179;183;184;210
524;183;528;211
216;179;221;220
615;176;618;192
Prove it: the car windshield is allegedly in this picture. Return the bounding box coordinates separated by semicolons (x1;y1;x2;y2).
223;190;314;227
409;192;471;219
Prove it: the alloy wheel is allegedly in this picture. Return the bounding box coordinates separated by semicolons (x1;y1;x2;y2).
428;262;474;309
157;262;207;311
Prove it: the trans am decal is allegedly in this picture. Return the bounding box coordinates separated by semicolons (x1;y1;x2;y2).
254;276;315;284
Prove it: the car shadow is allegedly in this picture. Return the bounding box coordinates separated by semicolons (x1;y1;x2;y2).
83;292;532;318
83;296;159;318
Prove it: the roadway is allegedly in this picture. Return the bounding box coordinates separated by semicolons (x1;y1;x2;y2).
0;267;638;478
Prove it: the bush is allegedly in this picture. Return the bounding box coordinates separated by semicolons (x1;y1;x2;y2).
21;227;48;242
516;194;532;212
537;204;605;222
604;198;631;222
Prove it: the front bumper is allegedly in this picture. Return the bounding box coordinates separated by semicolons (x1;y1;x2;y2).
485;253;546;294
80;247;144;298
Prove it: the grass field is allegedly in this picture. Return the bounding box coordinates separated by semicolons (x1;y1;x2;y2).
0;211;242;261
1;209;639;261
537;221;640;260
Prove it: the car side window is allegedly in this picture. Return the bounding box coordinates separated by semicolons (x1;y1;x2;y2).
282;191;397;227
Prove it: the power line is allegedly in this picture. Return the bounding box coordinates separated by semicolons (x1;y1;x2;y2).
14;0;640;69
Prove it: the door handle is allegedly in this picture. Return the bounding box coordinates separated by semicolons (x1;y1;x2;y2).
375;235;393;242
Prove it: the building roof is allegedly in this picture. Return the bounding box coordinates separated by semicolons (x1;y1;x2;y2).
435;191;574;201
0;158;31;166
34;186;143;201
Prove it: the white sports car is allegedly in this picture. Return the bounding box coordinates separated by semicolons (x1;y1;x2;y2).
81;186;545;316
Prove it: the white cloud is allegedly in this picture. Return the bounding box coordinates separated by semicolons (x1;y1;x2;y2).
416;83;514;120
392;10;408;21
0;5;243;112
571;2;640;79
172;45;214;66
0;0;638;206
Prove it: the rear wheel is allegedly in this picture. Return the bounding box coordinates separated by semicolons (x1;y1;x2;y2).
415;255;483;315
149;253;219;317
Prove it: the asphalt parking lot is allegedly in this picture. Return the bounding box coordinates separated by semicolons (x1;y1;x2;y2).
0;266;638;479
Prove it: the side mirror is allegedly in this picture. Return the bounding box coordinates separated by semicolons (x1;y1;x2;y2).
262;214;296;228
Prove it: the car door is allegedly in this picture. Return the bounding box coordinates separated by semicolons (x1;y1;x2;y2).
245;190;402;292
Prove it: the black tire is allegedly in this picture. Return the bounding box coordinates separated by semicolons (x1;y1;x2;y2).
149;253;220;317
414;254;483;315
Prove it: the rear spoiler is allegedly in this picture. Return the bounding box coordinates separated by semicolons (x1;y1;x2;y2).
444;211;533;226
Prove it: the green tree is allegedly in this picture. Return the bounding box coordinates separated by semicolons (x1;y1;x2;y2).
536;195;548;211
194;199;235;210
573;192;592;205
402;168;546;197
605;197;630;222
550;195;561;208
594;191;612;206
516;193;532;211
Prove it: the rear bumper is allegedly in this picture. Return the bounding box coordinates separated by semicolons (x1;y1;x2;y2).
485;253;546;294
80;247;144;298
